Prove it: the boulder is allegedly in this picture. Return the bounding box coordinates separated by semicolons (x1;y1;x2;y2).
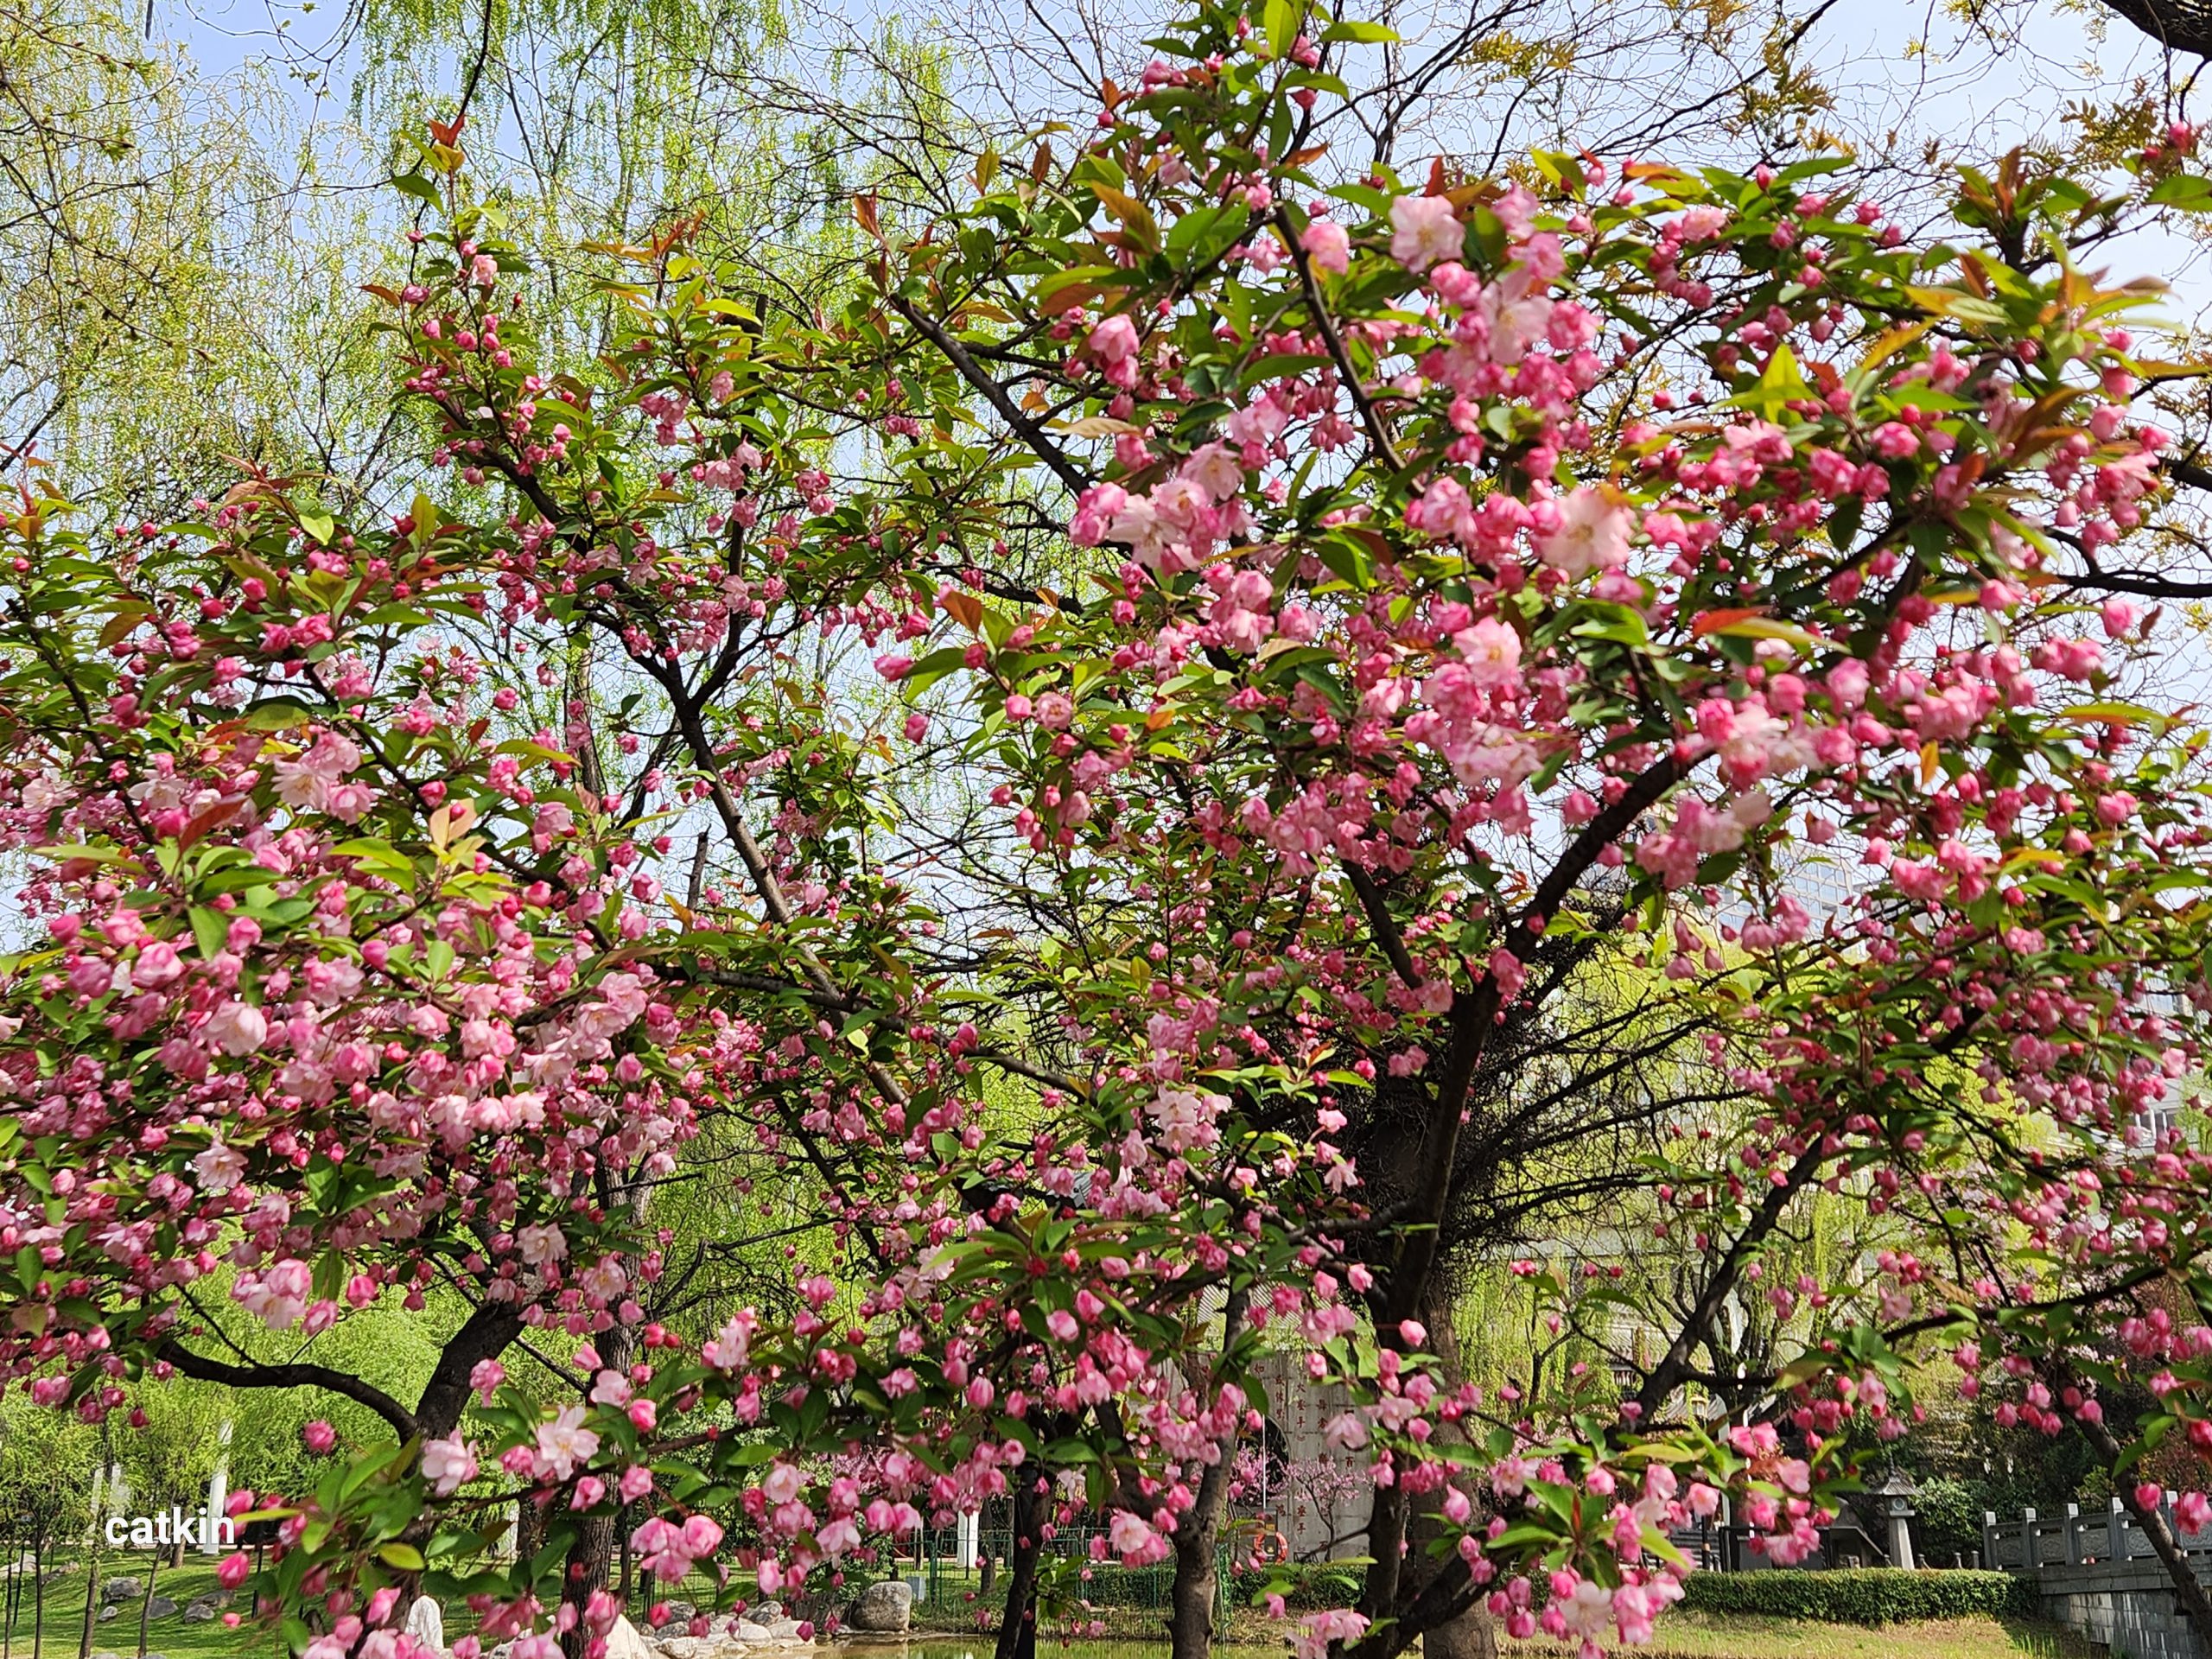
658;1600;696;1625
181;1599;220;1624
845;1580;912;1634
98;1605;119;1622
751;1602;782;1622
404;1593;446;1656
604;1615;657;1659
734;1620;772;1642
100;1577;142;1604
766;1620;806;1640
147;1597;178;1619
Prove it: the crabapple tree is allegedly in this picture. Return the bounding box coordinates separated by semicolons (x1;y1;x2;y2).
6;7;2212;1659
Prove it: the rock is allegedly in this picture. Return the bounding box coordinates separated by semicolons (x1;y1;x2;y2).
734;1620;772;1642
98;1605;119;1622
100;1577;142;1604
845;1580;912;1634
653;1638;721;1659
752;1601;782;1622
766;1620;805;1640
605;1615;658;1659
404;1593;446;1656
147;1597;177;1618
659;1601;696;1625
181;1599;219;1624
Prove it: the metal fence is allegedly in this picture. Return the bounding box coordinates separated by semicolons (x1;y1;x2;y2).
901;1526;1236;1624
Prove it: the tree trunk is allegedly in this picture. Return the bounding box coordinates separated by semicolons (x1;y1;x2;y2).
1426;1608;1497;1659
1351;1274;1492;1659
617;1503;635;1608
31;1531;42;1659
415;1301;525;1443
1166;1287;1251;1659
137;1553;158;1659
516;1497;546;1570
166;1531;183;1572
557;1512;620;1659
74;1529;101;1659
558;1326;638;1659
991;1471;1046;1659
2079;1406;2212;1659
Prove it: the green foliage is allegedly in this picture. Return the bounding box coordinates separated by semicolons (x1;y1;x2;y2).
0;1393;100;1536
1914;1478;1989;1566
1227;1560;1370;1610
1678;1569;2035;1625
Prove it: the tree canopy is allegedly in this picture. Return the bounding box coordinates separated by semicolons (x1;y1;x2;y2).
12;3;2212;1659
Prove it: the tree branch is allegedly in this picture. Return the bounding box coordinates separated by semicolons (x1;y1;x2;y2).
157;1339;418;1441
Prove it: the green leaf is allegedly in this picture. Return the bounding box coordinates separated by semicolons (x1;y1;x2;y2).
1165;204;1249;268
1726;340;1811;417
241;696;315;732
377;1542;427;1572
1262;0;1300;59
188;906;228;961
1320;17;1399;41
2150;174;2212;211
391;172;441;207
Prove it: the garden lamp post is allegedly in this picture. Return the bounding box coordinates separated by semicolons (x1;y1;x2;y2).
1875;1467;1920;1571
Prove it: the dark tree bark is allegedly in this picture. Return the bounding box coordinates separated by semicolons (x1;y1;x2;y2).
2077;1397;2212;1659
516;1498;547;1570
136;1555;158;1659
2087;0;2212;57
557;1325;637;1659
1166;1288;1251;1659
1403;1278;1495;1659
416;1301;526;1442
74;1503;104;1659
991;1470;1047;1659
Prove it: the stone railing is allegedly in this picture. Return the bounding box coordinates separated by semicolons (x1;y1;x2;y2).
1984;1499;2212;1659
1981;1496;2212;1573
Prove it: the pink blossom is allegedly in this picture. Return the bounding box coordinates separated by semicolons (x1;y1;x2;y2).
1389;195;1464;271
1301;219;1351;275
423;1434;479;1497
1535;486;1634;578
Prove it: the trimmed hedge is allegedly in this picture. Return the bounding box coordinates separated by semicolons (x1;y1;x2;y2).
972;1560;1360;1613
1679;1567;2036;1624
1226;1561;1370;1611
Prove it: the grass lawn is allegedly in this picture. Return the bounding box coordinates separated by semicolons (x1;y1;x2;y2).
0;1565;2107;1659
1503;1612;2100;1659
0;1552;267;1659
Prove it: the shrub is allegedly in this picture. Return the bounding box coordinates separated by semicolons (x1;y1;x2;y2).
1227;1561;1369;1611
1913;1478;1988;1565
1678;1568;2035;1624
